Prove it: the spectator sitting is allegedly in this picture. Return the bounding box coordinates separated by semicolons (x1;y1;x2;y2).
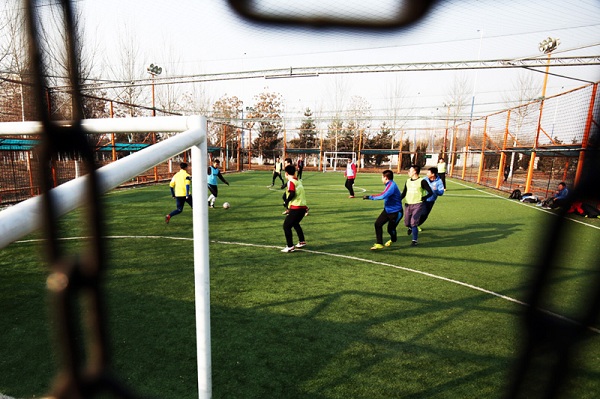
542;182;569;209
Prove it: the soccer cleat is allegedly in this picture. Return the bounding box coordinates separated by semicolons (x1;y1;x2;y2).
384;240;393;247
165;214;171;224
370;243;384;250
411;240;418;247
281;246;295;253
296;241;306;248
349;195;355;198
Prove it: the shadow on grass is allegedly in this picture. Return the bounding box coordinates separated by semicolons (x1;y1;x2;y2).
211;288;515;399
420;222;523;248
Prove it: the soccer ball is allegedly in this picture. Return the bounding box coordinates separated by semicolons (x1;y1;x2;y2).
223;202;230;209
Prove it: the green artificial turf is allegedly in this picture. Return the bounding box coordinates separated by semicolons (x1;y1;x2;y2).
1;170;599;398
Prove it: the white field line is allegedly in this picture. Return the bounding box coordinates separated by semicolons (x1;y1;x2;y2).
266;185;367;193
13;235;600;335
450;180;600;230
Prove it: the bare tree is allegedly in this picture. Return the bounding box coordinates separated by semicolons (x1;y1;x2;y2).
37;5;103;119
346;95;371;154
325;76;349;151
156;42;184;116
386;76;411;151
247;89;284;162
179;82;212;117
444;73;471;168
503;71;542;178
107;26;146;119
0;0;41;122
210;95;243;148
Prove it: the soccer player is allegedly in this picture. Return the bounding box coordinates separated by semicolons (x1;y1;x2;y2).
401;165;433;246
345;158;357;198
363;169;403;250
281;164;308;253
165;162;193;223
437;157;447;189
418;167;445;229
281;157;294;189
297;156;305;180
281;157;309;215
207;159;229;208
271;157;285;188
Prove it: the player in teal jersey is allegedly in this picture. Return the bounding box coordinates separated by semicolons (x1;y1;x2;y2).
207;159;229;208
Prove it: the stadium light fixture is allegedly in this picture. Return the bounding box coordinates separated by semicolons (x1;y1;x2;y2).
539;37;560;54
147;63;163;76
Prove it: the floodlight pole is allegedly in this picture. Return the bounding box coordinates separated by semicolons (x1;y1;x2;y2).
246;106;255;169
147;64;162;181
525;37;559;193
442;102;453;158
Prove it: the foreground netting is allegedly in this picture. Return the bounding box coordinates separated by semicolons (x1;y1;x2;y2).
0;116;213;398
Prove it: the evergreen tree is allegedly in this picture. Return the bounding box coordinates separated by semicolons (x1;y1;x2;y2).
365;122;393;166
290;108;318;149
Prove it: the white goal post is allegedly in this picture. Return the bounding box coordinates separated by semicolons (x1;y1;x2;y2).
0;116;212;399
322;151;357;172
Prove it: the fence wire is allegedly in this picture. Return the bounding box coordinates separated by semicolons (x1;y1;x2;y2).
5;0;600;398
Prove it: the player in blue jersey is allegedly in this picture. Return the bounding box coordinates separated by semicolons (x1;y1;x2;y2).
418;167;445;229
363;169;403;250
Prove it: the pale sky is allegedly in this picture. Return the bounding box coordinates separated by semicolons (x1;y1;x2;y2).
73;0;600;128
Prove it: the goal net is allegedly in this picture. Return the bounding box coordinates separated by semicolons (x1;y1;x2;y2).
322;151;357;172
0;116;213;399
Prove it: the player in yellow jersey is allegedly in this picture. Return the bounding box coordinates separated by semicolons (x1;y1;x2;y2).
281;165;308;253
165;162;192;223
400;165;433;246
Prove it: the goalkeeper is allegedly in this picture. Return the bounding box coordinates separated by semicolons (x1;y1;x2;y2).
363;169;403;250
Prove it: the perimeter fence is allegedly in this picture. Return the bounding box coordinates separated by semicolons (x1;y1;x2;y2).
444;83;598;199
1;82;598;205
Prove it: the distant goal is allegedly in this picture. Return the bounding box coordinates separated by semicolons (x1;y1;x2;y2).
322;151;357;172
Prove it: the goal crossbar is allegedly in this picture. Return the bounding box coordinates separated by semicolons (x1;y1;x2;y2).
0;116;213;399
323;151;356;172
